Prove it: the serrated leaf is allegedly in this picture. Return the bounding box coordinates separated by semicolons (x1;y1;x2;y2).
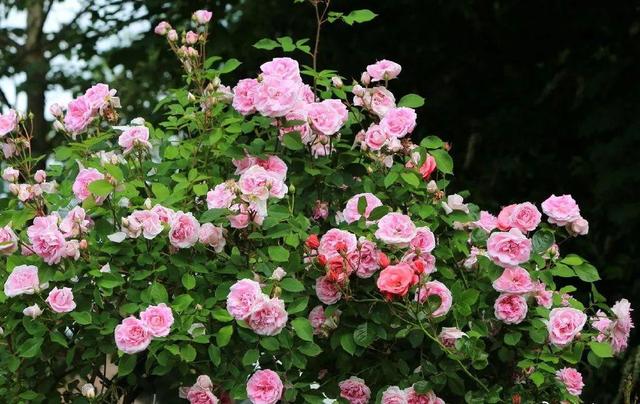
268;245;290;262
398;94;425;108
87;179;112;197
430;149;453;174
292;318;313;342
281;278;305;292
253;38;280;50
340;333;356;355
589;341;614;358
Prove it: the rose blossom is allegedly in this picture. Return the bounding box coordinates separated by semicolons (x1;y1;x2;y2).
375;212;417;246
363;124;389;150
140;303;174;337
441;193;469;214
64;96;94;134
497;202;541;232
154;21;171;35
416;280;453;317
247;297;288;336
3;265;44;297
253;76;301;117
0;225;18;255
72;168;105;202
315;275;342;305
151;204;175;223
318;228;358;258
227;279;264;320
473;211;497;232
169;212;200;248
199;223;226;253
185;31;199;45
312;200;329;221
246;369;283;404
439;326;467;348
350;238;380;278
207;182;237;209
541;194;581;226
309;305;327;335
486;228;532;267
366;59;402;81
23;303;43;319
0;109;18;136
118;126;151;154
418;155;437;180
379;107;416;138
307;99;348;136
84;83;116;111
404;386;444;404
64;239;81;260
238;165;287;201
492;266;534;294
260;57;301;82
130;210;163;239
547;307;587;346
46;286;76;313
381;386;408;404
494;293;528;324
232;78;259;115
193;10;213;24
610;298;634;354
342;193;383;224
187;389;219;404
533;281;553;309
2;166;19;182
569;216;589;236
377;263;415;299
115;316;152;354
27;215;66;264
339;376;371;404
409;227;436;253
555;367;584;396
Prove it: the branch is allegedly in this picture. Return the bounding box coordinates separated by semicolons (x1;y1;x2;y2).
0;86;14;110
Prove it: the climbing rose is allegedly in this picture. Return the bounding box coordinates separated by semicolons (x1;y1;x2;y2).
0;225;18;255
253;76;301;118
226;279;265;320
377;263;415;299
415;280;453;317
64;96;94;134
232;79;259;115
439;327;467;348
154;21;171;35
494;293;528;324
247;297;288;336
541;194;581;226
375;212;417;247
72;168;105;202
610;298;634;354
84;83;115;111
318;228;358;258
315;275;342;305
207;182;236;209
27;215;66;265
555;367;584;396
379;107;416;138
366;59;402;81
409;226;436;253
3;265;44;297
486;228;532;267
492;266;534;294
381;386;408;404
473;211;497;233
342;193;383;224
246;369;283;404
169;212;200;248
339;376;371;404
0;109;18;136
115;316;152;354
193;10;213;24
46;287;76;313
118;126;151;154
260;57;301;82
404;386;445;404
547;307;587;347
307;99;348;136
140;303;174;337
198;223;226;253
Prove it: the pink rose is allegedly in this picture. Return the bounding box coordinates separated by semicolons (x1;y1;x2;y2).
494;293;528;324
3;265;44;297
115;316;152;354
473;211;497;232
34;169;46;183
247;297;288;336
375;212;417;246
280;108;313;144
569;216;589;236
154;21;171;35
0;225;18;255
610;299;634;354
0;109;18;136
492;266;534;294
368;87;396;117
318;228;358;259
381;386;408;404
409;227;436;253
441;193;469;214
118;126;151;154
23;303;43;319
339;376;371;404
350;238;380;278
402;251;437;276
193;10;213;24
363;124;389;151
199;223;226;253
64;96;94;134
232;79;259;115
415;280;453;317
404;386;445;404
130;210;163;239
2;142;17;158
151;204;175;223
260;57;301;83
187;390;219;404
315;275;342;305
72;168;105;202
312;200;329;221
238;166;287;201
84;83;115;111
547;307;587;346
309;305;326;335
497;202;541;232
486;228;532;267
207;182;237;209
308;99;348;136
244;155;287;180
366;59;402;81
169;212;200;248
46;286;76;313
140;303;174;337
246;369;283;404
533;281;553;309
342;193;383;224
555;367;584;396
185;31;199;45
226;279;264;320
439;326;467;348
418;155;437;180
253;76;301;117
2;166;19;182
379;107;416;138
377;263;415;299
27;215;66;265
64;240;81;260
541;194;581;226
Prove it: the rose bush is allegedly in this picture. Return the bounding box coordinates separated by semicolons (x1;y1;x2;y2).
0;3;634;403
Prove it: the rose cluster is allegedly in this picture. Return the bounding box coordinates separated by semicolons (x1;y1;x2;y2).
3;166;57;203
226;279;288;336
54;83;120;136
115;303;174;354
3;264;76;315
24;209;91;265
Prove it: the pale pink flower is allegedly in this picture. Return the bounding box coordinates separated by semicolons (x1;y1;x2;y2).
193;10;213;24
610;298;634;354
497;202;541;232
246;369;283;404
72;168;105;202
23;303;43;319
247;297;288;336
366;59;402;81
118;126;151;154
169;212;200;248
472;211;497;232
494;293;528;324
547;307;587;347
27;215;66;264
555;367;584;396
381;386;408;404
84;83;116;111
151;204;175;223
232;79;259;115
409;227;436;253
342;193;383;224
128;210;163;240
2;167;19;182
34;169;46;183
312;200;329;221
309;305;327;335
375;212;417;246
226;279;264;320
441;193;469;214
315;275;342;305
439;326;467;348
533;282;553;309
404;386;445;404
46;286;76;313
3;265;44;297
115;316;152;354
463;246;485;269
253;76;301;117
63;239;81;260
238;165;287;201
154;21;171;35
416;280;453;317
0;109;18;136
486;228;532;267
492;266;534;294
363;124;389;151
0;225;18;255
308;99;348;136
207;182;237;209
59;206;91;238
318;228;358;259
185;31;199;45
167;29;178;42
140;303;174;337
569;216;589;236
64;96;94;134
379;107;416;138
260;57;301;83
350;238;380;278
541;194;581;226
198;223;226;253
339;376;371;404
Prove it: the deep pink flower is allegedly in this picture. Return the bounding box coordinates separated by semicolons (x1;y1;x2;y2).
339;376;371;404
415;280;453;317
494;293;528;324
246;369;283;404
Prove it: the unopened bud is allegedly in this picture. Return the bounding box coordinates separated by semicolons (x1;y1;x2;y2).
426;180;438;193
79;239;88;249
53;120;65;132
49;103;63;118
360;72;371;86
167;29;178;42
81;383;96;398
331;76;343;88
271;267;287;281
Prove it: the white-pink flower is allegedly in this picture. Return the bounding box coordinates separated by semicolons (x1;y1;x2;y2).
307;99;348;136
366;59;402;82
118;126;151;154
46;286;76;313
247;297;288;336
0;109;18;136
226;279;264;320
115;316;152;354
541;194;581;226
140;303;174;337
318;228;358;259
72;168;105;202
547;307;587;347
168;212;200;248
375;212;417;247
379;107;416;138
3;265;45;297
199;223;226;253
260;57;302;83
492;266;534;294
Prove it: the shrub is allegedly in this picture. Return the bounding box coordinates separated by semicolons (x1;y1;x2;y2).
0;4;633;403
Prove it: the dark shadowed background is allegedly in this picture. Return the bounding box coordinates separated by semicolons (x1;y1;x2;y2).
1;0;639;401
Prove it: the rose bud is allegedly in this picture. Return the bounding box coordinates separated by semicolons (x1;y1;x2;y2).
305;234;320;249
377;252;390;268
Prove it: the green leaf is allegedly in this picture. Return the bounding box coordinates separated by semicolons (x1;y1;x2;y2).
150;282;169;303
575;263;600;282
413;381;431;394
551;264;575;278
253;38;280;50
368;205;389;221
401;171;422;188
260;337;280;351
242;349;260;366
50;331;69;348
353;323;376;347
342;9;377;25
504;332;522;346
193;183;209;196
398;94;425;108
117;354;137;376
216;325;234;347
282;132;304;150
384;170;399;188
357;195;368;215
219;58;241;74
277;36;296;52
211;307;233;322
19;337;43;358
298;342;322;357
532;230;555;253
281;278;305;292
152;182;171;200
421;135;444;149
430;149;453;174
291;318;314;342
208;344;221;366
589;341;614;358
181;273;196;290
561;254;584;266
268;246;290;262
340;333;356;355
181;344;197;362
529;371;544;387
87;179;113;197
70;311;92;325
